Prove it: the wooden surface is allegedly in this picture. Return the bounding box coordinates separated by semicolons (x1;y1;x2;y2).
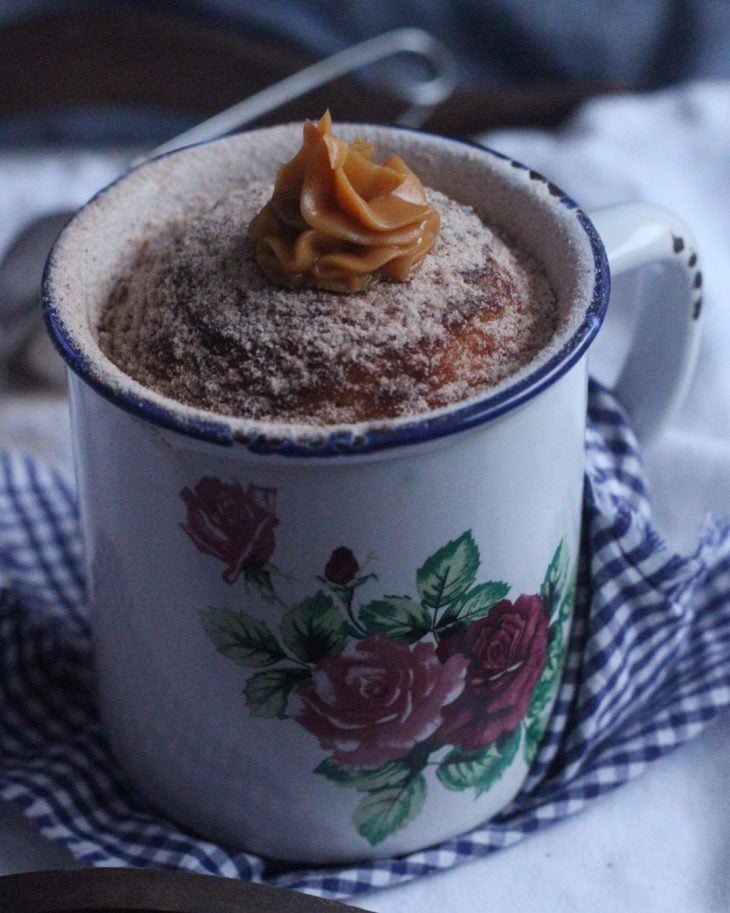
0;3;618;139
0;868;369;913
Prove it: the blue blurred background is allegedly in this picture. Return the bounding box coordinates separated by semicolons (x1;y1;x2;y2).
2;0;730;147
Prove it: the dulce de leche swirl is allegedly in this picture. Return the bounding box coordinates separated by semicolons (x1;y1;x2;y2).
248;111;440;293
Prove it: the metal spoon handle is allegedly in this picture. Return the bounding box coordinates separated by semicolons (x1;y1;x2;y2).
134;27;457;166
0;29;456;375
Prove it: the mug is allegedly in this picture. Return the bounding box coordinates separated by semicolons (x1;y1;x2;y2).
42;123;702;863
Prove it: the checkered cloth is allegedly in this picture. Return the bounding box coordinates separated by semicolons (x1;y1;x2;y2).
1;381;729;900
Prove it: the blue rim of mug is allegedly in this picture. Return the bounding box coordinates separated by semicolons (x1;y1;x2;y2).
41;129;610;458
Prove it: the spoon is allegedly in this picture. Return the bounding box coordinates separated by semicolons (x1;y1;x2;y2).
0;27;457;383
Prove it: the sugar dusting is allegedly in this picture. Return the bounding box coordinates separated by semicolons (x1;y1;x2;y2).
97;183;557;425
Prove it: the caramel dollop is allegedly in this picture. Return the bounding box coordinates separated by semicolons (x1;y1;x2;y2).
248;111;440;292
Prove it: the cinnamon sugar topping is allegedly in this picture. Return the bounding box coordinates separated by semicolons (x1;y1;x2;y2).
98;182;557;426
248;111;440;293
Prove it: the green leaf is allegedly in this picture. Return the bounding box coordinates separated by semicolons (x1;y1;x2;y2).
525;541;575;721
528;571;575;721
527;672;557;721
523;714;548;766
200;608;285;667
358;596;432;642
416;531;480;610
353;775;427;846
548;584;573;672
437;728;521;796
280;591;348;663
556;576;575;633
243;667;311;718
315;757;412;791
541;539;570;619
343;620;365;640
244;565;277;602
438;581;510;629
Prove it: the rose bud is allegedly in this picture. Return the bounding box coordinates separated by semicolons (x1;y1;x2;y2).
324;546;359;586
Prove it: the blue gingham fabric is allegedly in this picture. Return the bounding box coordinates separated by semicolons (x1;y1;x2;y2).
1;380;729;900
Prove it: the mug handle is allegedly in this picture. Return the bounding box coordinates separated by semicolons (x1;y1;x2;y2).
587;202;703;443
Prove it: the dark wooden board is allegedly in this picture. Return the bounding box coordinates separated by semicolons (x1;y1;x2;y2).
0;868;370;913
0;3;618;138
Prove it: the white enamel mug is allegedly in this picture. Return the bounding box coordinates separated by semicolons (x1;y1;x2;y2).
42;124;702;863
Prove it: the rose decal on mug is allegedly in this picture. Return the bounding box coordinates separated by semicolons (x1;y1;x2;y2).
180;477;573;846
323;546;360;586
180;478;278;585
294;637;469;769
435;596;550;750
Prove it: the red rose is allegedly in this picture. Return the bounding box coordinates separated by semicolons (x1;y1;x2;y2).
180;478;278;584
324;547;359;585
292;635;468;769
436;595;549;750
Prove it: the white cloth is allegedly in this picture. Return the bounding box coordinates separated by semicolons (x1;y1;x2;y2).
0;80;728;911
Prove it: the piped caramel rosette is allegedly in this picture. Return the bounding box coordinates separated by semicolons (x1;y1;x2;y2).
248;111;440;292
